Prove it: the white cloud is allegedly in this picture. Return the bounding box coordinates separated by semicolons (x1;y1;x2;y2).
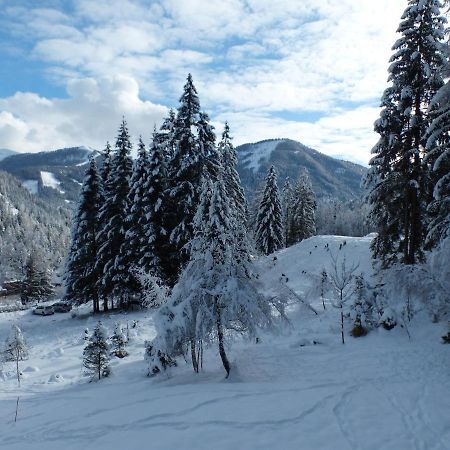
0;76;167;152
0;0;409;163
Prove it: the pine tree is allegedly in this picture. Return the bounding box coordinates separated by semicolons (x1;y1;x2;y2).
116;137;149;304
218;122;248;225
425;89;450;248
3;324;28;386
65;156;103;312
364;0;446;267
101;141;113;186
110;323;128;358
142;131;169;281
289;172;317;244
21;253;54;304
96;119;133;310
282;178;293;247
255;166;284;255
83;322;110;381
165;74;204;283
158;109;176;159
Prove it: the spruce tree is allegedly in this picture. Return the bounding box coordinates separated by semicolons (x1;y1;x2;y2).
3;324;28;386
110;323;128;358
158;109;176;159
165;74;204;283
289;172;317;244
218;122;248;225
21;253;54;304
142;131;169;281
364;0;446;267
155;174;273;377
425;91;450;248
282;178;294;247
65;156;103;312
116;137;149;304
83;321;110;381
255;166;284;255
96;119;133;310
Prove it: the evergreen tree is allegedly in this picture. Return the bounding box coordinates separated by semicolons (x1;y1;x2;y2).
101;141;113;186
364;0;446;266
21;252;54;304
282;178;294;247
158;109;176;159
142;131;169;281
96;119;133;310
218;122;248;225
289;172;317;244
64;156;103;312
3;324;28;386
154;175;275;377
255;166;284;255
83;321;110;381
117;137;149;304
110;323;128;358
425;89;450;248
165;74;204;283
198;111;220;180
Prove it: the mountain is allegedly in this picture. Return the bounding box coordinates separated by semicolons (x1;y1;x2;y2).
236;139;367;201
0;170;71;281
0;146;100;205
0;148;18;161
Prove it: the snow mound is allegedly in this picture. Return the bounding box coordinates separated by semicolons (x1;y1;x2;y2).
48;373;64;383
22;366;40;373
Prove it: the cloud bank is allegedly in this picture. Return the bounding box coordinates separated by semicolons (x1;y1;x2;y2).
0;0;406;164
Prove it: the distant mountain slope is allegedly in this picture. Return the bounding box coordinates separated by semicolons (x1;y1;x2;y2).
0;149;18;161
0;146;100;205
236;139;367;201
0;170;71;281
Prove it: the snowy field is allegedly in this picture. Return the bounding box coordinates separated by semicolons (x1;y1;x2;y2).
1;236;449;450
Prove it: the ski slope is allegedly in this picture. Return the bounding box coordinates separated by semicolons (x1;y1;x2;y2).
0;236;449;450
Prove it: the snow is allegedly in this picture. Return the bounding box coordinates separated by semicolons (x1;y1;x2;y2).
22;180;39;195
40;171;65;194
0;235;449;450
240;139;281;172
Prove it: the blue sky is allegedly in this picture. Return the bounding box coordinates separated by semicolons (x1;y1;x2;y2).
0;0;406;164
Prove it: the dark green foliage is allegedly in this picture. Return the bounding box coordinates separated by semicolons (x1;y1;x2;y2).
64;157;103;312
255;166;284;255
21;253;54;304
83;322;110;380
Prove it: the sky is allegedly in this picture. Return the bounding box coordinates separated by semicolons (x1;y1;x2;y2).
0;0;407;165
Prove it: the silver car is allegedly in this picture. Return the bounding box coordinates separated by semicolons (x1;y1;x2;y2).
33;305;55;316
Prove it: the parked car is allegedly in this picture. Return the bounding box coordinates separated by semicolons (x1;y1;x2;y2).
33;305;55;316
52;302;72;313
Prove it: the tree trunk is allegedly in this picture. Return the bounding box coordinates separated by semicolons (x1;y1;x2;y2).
190;340;198;373
340;303;345;345
103;296;108;312
16;350;20;387
215;300;230;378
98;353;101;380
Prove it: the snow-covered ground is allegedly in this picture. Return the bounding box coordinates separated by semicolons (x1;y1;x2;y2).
1;236;449;450
40;171;65;194
240;140;280;172
22;180;39;195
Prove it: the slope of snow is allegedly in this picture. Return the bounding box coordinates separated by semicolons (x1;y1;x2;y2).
22;180;39;195
0;235;449;450
40;171;65;194
240;140;281;172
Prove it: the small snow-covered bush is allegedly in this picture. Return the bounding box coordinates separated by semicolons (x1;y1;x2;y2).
379;307;397;330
